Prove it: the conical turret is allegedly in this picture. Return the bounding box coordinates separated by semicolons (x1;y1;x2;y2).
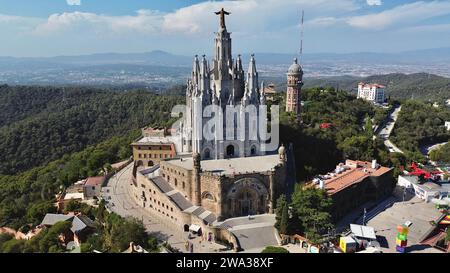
246;54;259;103
199;55;210;96
192;55;200;85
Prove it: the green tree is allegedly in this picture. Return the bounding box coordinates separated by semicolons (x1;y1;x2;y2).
38;221;72;253
261;246;289;253
290;186;333;244
364;115;374;138
1;239;25;253
279;204;289;235
26;201;56;225
106;215;148;252
429;143;450;164
0;233;13;251
274;195;287;231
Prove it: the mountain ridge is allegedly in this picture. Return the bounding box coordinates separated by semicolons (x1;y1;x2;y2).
2;47;450;66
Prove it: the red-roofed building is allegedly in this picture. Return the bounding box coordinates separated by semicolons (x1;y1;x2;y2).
309;159;394;221
83;176;105;199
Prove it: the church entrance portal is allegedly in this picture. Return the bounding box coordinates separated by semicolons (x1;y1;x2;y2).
226;178;268;217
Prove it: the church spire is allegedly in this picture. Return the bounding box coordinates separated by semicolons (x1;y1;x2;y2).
246;54;259;102
199;55;210;97
192;55;200;84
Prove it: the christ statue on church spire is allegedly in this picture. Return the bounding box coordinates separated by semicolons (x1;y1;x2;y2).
215;8;230;29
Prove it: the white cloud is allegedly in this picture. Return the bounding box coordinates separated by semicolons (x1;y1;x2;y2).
34;10;163;35
161;0;358;34
66;0;81;6
305;17;342;28
32;0;359;36
3;0;450;56
366;0;382;6
347;1;450;30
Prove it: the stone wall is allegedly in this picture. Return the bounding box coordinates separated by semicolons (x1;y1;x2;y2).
160;160;193;200
135;171;185;230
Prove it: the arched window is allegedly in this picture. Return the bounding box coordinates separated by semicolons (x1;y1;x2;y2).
251;146;256;155
148;161;154;167
226;145;235;158
204;149;211;159
202;192;215;201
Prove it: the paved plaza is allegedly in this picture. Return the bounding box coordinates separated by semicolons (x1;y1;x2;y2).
366;196;442;253
216;214;279;252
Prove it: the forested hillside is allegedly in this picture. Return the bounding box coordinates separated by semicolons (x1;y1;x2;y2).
390;100;450;162
0;85;184;175
295;73;450;103
0;131;139;229
275;88;397;181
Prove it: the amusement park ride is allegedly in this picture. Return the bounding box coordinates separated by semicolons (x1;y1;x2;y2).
408;162;443;181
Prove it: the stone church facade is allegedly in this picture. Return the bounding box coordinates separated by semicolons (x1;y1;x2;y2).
129;9;292;249
181;8;267;160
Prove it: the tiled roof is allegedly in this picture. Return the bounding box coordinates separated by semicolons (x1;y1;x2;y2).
170;192;193;211
192;207;206;216
71;215;96;233
85;176;105;186
41;214;74;226
358;82;386;89
41;213;96;234
320;161;392;195
203;213;217;224
152;176;174;193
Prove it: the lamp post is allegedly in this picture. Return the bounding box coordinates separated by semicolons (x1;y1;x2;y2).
363;208;367;226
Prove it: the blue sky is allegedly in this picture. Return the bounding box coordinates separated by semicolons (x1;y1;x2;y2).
1;0;450;57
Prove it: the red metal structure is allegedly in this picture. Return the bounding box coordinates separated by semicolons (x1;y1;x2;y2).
408;162;442;180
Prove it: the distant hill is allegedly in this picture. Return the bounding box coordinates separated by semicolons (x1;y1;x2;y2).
0;50;193;70
300;73;450;102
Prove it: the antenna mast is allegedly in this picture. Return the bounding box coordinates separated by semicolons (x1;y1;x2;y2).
299;9;304;63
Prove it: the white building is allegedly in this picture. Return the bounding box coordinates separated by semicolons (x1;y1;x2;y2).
357;82;386;104
83;176;105;199
445;121;450;131
398;175;450;202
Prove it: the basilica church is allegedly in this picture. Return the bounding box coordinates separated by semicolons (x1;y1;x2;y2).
182;8;267;160
130;8;300;249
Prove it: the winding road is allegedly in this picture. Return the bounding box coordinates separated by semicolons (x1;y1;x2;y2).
377;105;404;154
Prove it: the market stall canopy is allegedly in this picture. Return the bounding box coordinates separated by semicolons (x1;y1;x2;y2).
350;224;377;240
189;224;201;233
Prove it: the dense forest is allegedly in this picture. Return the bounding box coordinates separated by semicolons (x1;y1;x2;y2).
390;100;450;162
0;131;140;229
0;85;183;175
429;143;450;164
274;87;396;181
